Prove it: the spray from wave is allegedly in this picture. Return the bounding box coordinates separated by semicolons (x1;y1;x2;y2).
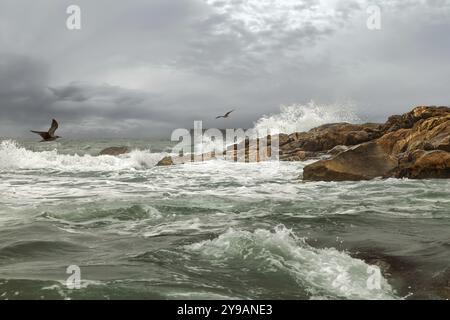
0;140;163;171
199;101;361;153
253;100;361;135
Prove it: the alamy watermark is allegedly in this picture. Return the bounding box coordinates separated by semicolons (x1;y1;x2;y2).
367;266;382;290
65;4;382;32
66;265;81;289
367;5;382;30
66;5;81;30
169;121;280;164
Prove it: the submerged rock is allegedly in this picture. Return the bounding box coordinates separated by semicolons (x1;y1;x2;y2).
156;156;175;166
99;146;130;156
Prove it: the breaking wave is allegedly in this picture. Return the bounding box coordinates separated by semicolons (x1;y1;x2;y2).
186;225;398;300
0;140;163;171
199;101;361;153
253;101;362;135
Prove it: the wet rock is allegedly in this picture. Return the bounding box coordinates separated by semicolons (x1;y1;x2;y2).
391;150;450;179
327;145;350;156
99;146;130;156
281;123;383;153
156;156;175;166
303;142;398;181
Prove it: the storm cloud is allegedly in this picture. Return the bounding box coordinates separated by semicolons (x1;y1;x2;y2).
0;0;449;137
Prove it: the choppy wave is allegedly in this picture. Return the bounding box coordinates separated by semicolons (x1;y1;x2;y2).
0;140;163;171
186;225;398;300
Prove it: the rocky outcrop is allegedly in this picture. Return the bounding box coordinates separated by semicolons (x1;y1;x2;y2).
156;123;385;165
381;106;450;133
99;146;130;156
155;105;449;181
303;106;450;181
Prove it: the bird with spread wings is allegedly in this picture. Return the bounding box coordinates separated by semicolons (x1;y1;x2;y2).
31;119;61;142
216;110;235;119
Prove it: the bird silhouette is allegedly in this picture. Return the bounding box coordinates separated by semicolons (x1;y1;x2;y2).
31;119;61;142
216;110;235;119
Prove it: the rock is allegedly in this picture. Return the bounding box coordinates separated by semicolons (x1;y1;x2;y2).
156;156;175;166
156;152;222;166
303;106;450;181
99;146;130;156
377;113;450;155
381;106;449;133
303;142;398;181
210;124;384;163
280;150;310;161
277;133;291;148
327;145;350;156
156;106;450;178
281;123;382;153
391;150;450;179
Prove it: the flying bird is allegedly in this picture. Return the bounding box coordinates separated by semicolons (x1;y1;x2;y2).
31;119;61;142
216;110;235;119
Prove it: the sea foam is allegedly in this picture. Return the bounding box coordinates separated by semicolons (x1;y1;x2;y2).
186;225;397;300
0;140;163;171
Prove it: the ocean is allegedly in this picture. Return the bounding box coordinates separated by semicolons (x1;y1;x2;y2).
0;104;449;300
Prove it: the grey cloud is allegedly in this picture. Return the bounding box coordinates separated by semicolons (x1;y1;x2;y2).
0;0;449;138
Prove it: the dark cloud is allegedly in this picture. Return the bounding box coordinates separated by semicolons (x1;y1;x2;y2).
0;0;449;138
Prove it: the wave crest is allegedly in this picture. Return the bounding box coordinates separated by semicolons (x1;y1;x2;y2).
186;225;397;300
0;140;163;171
253;101;361;135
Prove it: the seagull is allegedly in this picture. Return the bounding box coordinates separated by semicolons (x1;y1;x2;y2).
216;110;235;119
31;119;61;142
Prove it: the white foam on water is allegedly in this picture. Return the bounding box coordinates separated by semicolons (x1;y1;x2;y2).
186;225;398;300
0;140;164;171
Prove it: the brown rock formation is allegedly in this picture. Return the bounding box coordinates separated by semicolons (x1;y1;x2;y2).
281;122;382;153
391;150;450;179
303;106;450;181
155;106;450;181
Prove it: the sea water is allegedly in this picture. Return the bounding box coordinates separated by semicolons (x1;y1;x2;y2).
0;103;449;300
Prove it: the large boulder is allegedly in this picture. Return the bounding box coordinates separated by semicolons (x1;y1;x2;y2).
303;142;398;181
99;146;130;156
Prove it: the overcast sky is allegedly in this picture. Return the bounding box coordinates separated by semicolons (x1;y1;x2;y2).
0;0;449;138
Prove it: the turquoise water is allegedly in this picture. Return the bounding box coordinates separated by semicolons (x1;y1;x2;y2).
0;139;449;300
